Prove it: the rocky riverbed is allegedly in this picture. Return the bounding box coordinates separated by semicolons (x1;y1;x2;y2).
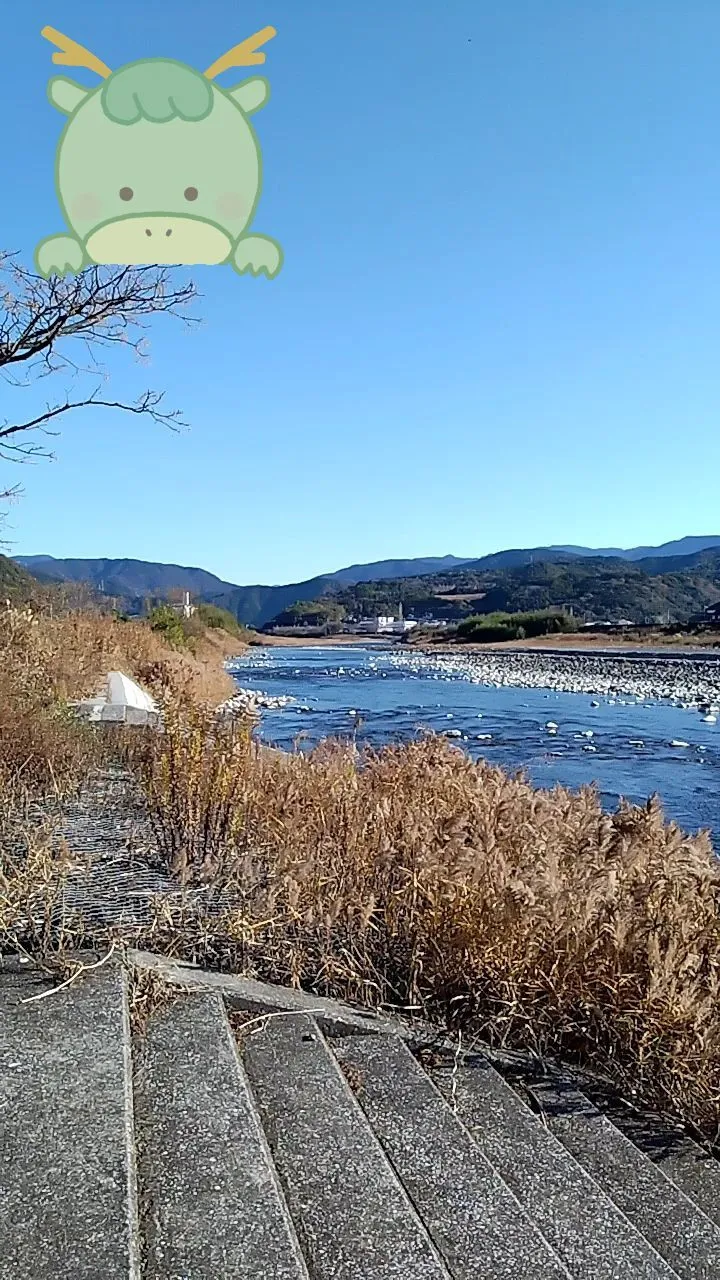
388;648;720;709
216;686;296;718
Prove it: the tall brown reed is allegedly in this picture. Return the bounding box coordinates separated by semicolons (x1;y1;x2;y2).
131;718;720;1137
124;694;256;884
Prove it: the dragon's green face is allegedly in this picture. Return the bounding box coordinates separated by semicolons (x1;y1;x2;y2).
50;59;268;265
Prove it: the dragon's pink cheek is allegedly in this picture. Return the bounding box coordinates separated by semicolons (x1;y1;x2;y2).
215;191;246;220
72;192;103;221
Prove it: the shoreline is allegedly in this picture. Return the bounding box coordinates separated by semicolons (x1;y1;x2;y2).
254;633;392;648
254;630;720;656
418;633;720;657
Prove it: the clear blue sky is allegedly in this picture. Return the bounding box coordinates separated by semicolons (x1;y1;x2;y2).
3;1;720;585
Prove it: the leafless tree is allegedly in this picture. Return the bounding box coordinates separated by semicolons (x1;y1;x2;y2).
0;252;197;515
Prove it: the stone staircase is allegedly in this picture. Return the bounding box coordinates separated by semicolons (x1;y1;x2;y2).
2;952;720;1279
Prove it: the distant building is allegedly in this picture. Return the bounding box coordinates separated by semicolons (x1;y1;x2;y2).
354;616;417;635
355;615;393;634
386;619;417;635
582;619;636;630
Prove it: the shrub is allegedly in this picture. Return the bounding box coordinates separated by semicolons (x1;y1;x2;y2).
194;603;245;637
456;610;578;643
148;604;187;649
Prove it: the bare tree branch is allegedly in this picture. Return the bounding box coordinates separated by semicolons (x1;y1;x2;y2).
0;250;199;530
0;388;184;464
0;253;198;372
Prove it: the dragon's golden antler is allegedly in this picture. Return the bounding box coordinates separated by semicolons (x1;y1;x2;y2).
204;26;277;79
41;26;112;78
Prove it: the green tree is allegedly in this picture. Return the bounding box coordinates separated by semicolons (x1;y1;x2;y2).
149;604;186;648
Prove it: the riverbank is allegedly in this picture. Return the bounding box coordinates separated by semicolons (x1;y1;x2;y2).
427;631;720;654
258;632;393;647
13;706;720;1146
259;628;720;654
4;614;720;1145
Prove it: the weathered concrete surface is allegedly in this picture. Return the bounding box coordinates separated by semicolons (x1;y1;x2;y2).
576;1091;720;1229
332;1033;572;1280
532;1077;720;1280
240;1013;450;1279
0;963;139;1280
131;948;413;1038
4;952;720;1280
133;991;308;1279
429;1052;677;1280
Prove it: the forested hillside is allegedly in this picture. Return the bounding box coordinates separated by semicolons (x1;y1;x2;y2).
269;551;720;628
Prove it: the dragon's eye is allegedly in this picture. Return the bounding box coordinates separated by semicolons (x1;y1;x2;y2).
184;187;199;201
119;187;134;201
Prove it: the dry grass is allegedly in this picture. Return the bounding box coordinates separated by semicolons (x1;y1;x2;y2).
129;965;187;1035
123;708;720;1139
0;605;239;705
0;604;240;798
3;600;720;1140
122;693;256;885
0;810;80;958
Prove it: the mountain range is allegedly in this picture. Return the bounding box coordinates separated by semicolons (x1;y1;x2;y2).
14;535;720;628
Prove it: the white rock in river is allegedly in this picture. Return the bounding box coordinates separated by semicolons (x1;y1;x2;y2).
446;728;462;737
702;714;717;723
590;700;600;707
546;721;558;730
670;740;690;748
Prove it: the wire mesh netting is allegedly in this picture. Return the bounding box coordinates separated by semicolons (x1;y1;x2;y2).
47;769;173;930
2;767;245;941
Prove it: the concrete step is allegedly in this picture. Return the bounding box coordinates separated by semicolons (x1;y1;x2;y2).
0;962;140;1280
427;1048;678;1279
528;1075;720;1280
331;1032;573;1280
239;1013;451;1279
577;1089;720;1229
132;990;309;1279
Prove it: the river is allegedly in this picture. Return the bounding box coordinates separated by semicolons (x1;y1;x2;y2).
227;644;720;843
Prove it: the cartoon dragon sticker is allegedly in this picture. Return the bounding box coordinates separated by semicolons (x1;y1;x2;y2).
36;25;282;279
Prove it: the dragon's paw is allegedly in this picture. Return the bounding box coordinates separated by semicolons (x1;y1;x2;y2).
35;235;85;279
232;234;283;279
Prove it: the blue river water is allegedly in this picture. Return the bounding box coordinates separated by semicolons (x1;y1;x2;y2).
228;645;720;844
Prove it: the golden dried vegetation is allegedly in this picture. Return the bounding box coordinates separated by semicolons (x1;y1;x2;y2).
2;601;720;1140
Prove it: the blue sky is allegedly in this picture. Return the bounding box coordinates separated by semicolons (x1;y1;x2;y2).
3;1;720;585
